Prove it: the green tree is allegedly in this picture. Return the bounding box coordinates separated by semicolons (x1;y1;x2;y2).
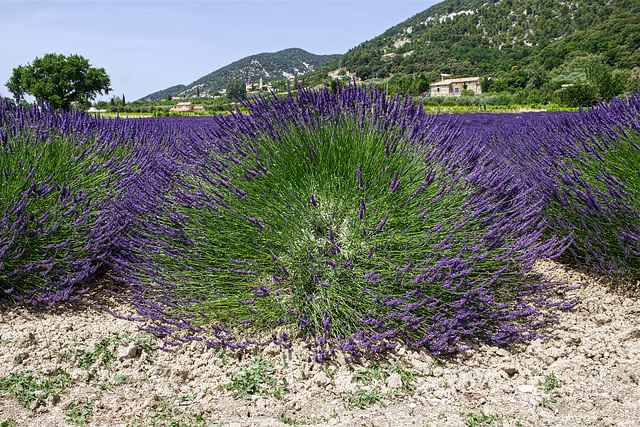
226;78;246;101
586;64;626;101
6;53;111;110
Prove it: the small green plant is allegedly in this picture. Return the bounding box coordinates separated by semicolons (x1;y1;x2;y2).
539;372;563;392
126;395;207;427
0;419;17;427
0;370;71;408
114;374;132;385
65;397;94;425
126;333;159;361
539;372;563;408
225;358;288;399
279;413;303;425
341;387;387;409
0;338;12;347
59;336;121;370
462;411;503;426
353;360;417;390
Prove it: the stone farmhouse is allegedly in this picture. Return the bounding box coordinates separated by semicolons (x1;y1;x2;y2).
430;75;484;97
169;102;206;113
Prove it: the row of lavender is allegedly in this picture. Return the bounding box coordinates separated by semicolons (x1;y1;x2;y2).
0;99;181;307
1;87;638;360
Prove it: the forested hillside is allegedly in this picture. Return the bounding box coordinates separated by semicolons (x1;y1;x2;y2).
335;0;639;79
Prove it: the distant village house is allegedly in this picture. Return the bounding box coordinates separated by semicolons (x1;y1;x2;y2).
430;75;483;97
169;102;206;113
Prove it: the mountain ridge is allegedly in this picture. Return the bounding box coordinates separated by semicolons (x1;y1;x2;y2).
142;48;339;101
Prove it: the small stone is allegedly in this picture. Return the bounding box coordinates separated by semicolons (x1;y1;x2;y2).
618;327;640;341
118;343;140;361
548;359;573;374
15;332;36;349
170;367;189;383
545;347;565;361
501;366;518;376
432;367;444;377
262;342;281;357
386;372;403;389
312;371;331;387
410;358;432;371
13;351;29;364
41;364;58;376
70;369;89;382
46;393;60;407
529;395;543;406
517;384;536;393
495;348;510;358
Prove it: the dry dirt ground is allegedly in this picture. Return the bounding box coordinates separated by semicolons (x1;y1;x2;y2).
0;259;638;427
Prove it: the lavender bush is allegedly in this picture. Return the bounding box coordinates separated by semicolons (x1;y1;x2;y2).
123;85;572;361
0;98;176;308
486;94;640;277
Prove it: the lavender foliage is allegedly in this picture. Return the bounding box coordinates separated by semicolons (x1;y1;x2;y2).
120;85;572;360
0;98;178;308
485;94;640;277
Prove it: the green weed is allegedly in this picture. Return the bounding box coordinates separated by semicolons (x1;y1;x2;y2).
59;336;120;370
462;411;504;426
225;358;288;399
126;395;207;427
65;397;94;425
539;372;563;392
0;369;71;408
341;387;387;409
539;372;563;408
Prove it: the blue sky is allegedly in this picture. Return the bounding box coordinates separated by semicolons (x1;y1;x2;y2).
0;1;440;101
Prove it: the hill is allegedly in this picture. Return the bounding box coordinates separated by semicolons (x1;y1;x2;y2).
333;0;639;79
142;48;340;101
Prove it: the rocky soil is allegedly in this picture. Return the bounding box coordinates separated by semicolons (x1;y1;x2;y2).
0;259;638;427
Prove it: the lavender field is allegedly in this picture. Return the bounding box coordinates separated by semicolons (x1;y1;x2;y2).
2;86;639;362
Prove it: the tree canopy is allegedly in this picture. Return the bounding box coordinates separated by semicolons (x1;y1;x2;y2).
226;78;247;102
6;53;112;110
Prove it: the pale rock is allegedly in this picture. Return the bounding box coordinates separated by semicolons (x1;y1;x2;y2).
548;358;573;374
618;327;640;341
41;363;58;376
594;313;611;326
545;347;565;361
495;348;510;358
118;343;140;361
70;369;89;382
410;358;433;371
263;342;281;357
46;393;60;407
312;371;331;387
517;384;536;393
14;332;36;348
170;367;189;383
529;395;543;406
386;372;403;389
